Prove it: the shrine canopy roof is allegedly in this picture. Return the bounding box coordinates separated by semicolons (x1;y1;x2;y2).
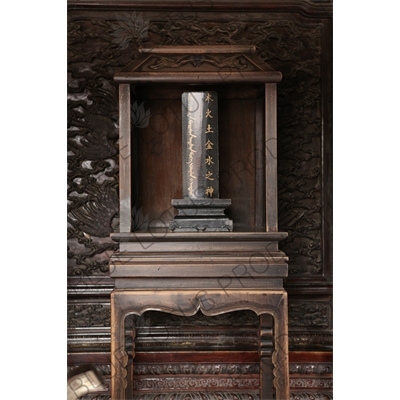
114;45;282;84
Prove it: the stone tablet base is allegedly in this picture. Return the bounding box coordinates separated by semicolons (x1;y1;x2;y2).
169;198;233;232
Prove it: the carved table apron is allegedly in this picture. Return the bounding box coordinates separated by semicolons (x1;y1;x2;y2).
109;232;290;400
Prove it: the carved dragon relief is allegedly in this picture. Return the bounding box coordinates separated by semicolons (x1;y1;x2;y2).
68;14;326;277
68;12;147;276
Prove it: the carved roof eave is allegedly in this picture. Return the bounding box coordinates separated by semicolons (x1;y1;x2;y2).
114;45;282;84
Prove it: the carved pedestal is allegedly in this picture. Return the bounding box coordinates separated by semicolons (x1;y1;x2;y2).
110;232;289;399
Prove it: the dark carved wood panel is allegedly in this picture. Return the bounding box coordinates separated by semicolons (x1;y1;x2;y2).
67;351;332;399
67;0;332;385
68;7;332;280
